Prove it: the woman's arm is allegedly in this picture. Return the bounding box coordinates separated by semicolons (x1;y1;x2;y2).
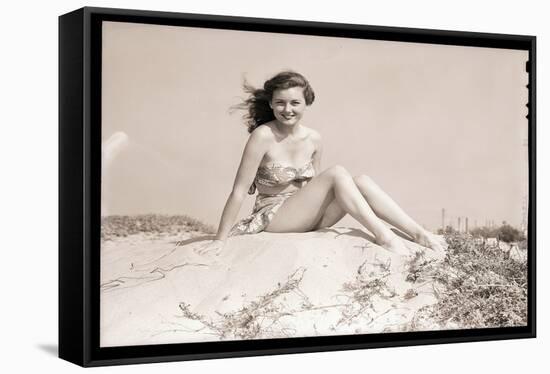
214;128;271;240
311;130;323;175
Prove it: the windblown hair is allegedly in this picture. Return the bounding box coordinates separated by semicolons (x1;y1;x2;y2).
232;71;315;133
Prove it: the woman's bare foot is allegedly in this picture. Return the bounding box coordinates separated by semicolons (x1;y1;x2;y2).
377;234;411;257
414;231;447;259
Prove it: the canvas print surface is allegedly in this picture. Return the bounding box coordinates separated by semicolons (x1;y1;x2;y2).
100;21;529;347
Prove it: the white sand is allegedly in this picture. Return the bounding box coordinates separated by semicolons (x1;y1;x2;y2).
100;228;446;347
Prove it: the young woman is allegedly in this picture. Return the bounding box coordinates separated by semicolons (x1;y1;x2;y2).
198;71;445;257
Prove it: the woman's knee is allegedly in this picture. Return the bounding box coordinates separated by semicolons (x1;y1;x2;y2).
325;165;351;181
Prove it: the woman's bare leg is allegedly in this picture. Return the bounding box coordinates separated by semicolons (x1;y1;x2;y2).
352;175;445;252
265;165;410;255
313;199;346;229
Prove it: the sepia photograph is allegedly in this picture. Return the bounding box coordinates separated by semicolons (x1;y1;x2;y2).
98;20;529;348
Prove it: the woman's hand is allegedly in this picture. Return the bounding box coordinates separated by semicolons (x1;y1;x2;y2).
194;239;226;257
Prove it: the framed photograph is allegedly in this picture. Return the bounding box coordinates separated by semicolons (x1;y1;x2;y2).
59;6;536;367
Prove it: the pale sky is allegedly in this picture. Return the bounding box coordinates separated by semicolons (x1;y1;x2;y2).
101;21;529;231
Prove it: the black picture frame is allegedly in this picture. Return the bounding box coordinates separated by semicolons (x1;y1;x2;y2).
59;6;536;367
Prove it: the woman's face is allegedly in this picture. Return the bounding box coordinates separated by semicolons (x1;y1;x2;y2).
270;87;307;128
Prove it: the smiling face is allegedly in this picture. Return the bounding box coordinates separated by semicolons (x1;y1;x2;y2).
269;87;307;128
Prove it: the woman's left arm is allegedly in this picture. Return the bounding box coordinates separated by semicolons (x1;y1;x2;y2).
311;130;323;175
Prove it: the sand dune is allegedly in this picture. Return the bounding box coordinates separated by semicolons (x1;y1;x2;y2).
100;227;448;347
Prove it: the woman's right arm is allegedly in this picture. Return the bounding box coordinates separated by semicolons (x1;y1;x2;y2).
214;128;271;241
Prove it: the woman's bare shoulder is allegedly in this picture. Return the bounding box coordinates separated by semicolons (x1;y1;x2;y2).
303;126;322;143
248;124;277;144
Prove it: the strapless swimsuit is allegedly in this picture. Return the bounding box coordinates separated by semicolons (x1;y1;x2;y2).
229;160;315;236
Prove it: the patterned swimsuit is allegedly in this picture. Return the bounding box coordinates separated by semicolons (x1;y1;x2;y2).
229;160;315;236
